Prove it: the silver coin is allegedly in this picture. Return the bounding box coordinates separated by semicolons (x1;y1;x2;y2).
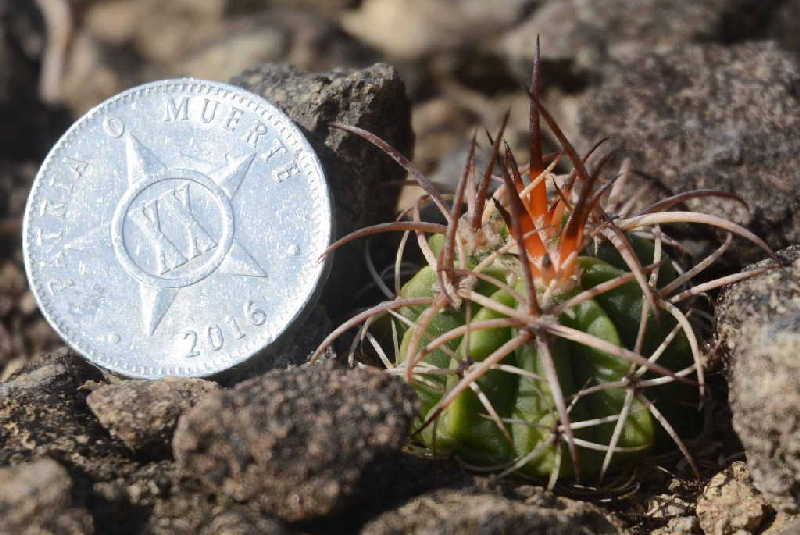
23;79;333;378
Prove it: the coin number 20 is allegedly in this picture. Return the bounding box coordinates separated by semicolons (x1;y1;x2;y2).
182;301;267;358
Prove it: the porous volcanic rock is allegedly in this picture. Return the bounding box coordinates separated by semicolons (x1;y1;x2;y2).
0;458;93;535
696;462;769;535
579;42;800;265
716;245;800;512
360;488;619;535
230;62;413;315
87;377;219;456
173;361;418;522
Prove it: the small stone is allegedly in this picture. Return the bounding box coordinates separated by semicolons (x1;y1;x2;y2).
87;377;219;456
645;493;695;521
343;0;533;59
643;493;701;535
716;246;800;512
360;489;619;535
696;462;769;535
651;516;701;535
0;458;93;535
578;42;800;265
200;509;290;535
173;362;418;522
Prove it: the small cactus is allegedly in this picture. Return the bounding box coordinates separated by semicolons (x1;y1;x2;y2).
312;42;777;486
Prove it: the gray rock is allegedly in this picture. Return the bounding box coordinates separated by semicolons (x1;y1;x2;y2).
716;245;800;512
498;0;781;82
578;42;800;265
0;348;191;534
696;462;769;535
231;62;413;313
0;458;93;535
87;377;219;456
173;362;418;522
360;489;619;535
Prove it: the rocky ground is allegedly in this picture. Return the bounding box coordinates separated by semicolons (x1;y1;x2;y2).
3;1;800;533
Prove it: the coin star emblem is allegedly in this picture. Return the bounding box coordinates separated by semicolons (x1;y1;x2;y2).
24;79;332;378
110;134;267;335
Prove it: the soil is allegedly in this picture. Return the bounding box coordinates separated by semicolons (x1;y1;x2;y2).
2;1;800;533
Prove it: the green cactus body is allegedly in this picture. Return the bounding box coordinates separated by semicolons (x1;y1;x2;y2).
395;236;692;479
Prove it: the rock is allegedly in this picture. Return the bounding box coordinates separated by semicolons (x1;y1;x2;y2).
652;516;701;535
91;459;174;509
143;490;215;535
145;491;291;535
716;245;800;512
342;0;534;59
67;1;377;115
498;0;771;80
173;362;418;522
199;509;290;535
643;493;700;535
231;62;413;313
769;517;800;535
696;462;769;535
578;42;800;265
177;9;378;81
360;488;619;535
86;377;219;456
83;0;227;66
0;347;133;478
0;458;93;535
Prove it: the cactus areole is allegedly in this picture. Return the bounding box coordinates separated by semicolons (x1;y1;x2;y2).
311;41;777;486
